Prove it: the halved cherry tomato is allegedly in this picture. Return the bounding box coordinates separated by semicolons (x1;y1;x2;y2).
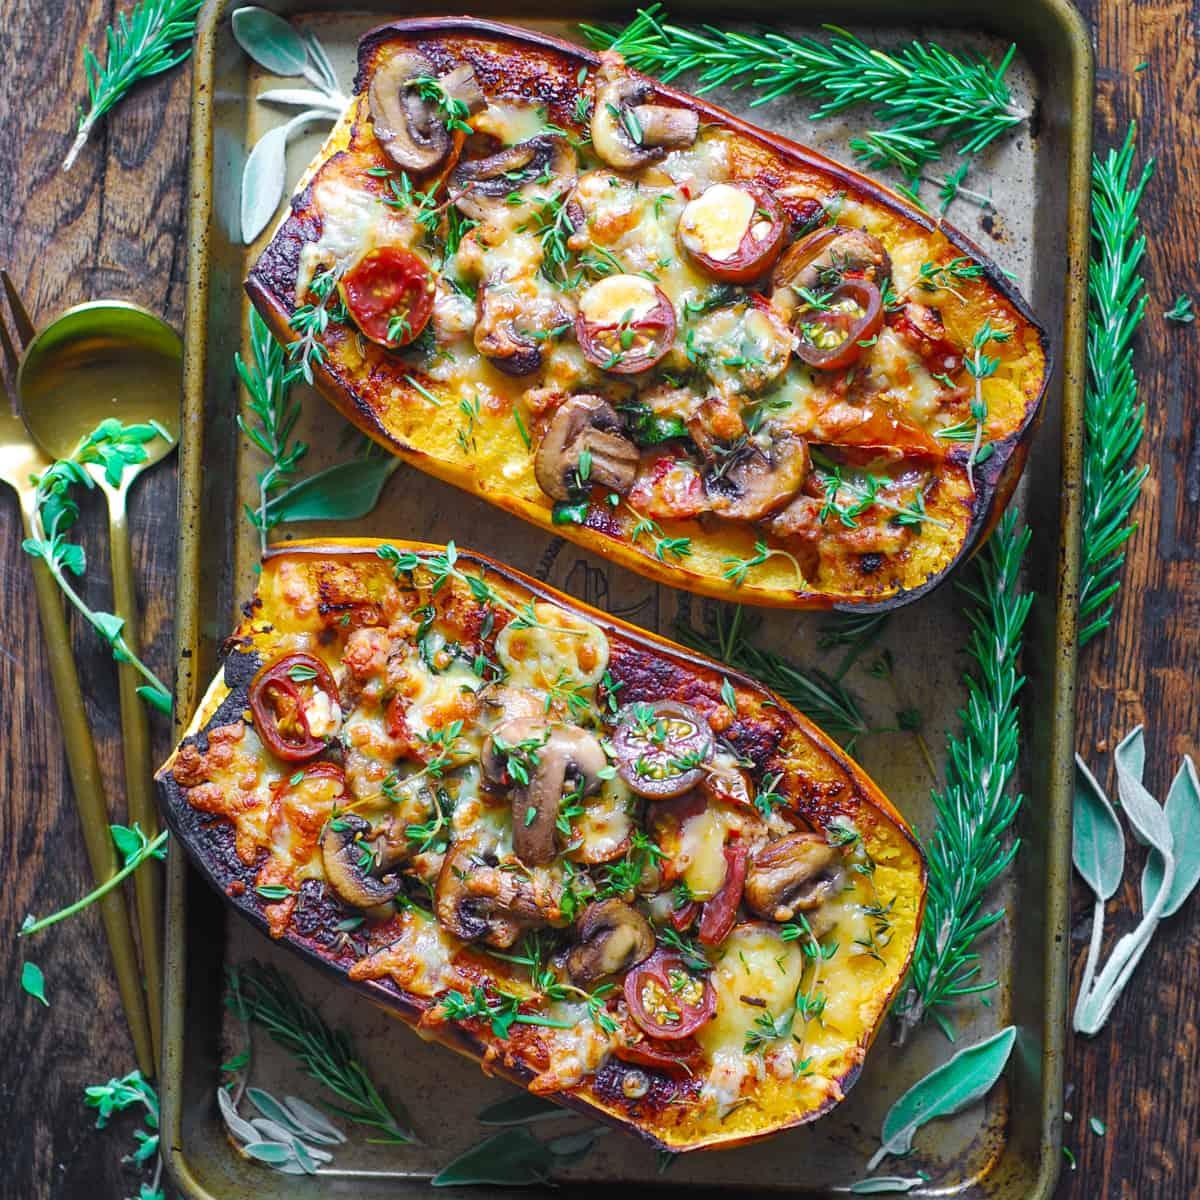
615;1033;704;1078
248;653;340;763
793;278;884;371
887;301;964;376
575;276;677;374
677;183;786;283
669;899;700;932
624;948;716;1039
613;700;714;799
339;246;435;348
271;761;347;798
698;842;747;946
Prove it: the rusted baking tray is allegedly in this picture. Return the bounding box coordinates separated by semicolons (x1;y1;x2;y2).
164;1;1091;1195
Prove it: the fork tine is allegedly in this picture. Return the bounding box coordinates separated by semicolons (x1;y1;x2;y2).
0;270;36;349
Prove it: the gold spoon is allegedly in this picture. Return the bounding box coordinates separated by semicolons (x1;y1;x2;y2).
18;300;182;1064
0;283;155;1075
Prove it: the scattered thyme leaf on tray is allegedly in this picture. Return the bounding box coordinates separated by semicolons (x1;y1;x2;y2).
580;4;1027;177
1164;293;1194;324
892;510;1031;1043
1079;124;1153;647
63;0;206;171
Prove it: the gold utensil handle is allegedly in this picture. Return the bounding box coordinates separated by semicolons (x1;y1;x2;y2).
19;496;155;1077
105;481;164;1064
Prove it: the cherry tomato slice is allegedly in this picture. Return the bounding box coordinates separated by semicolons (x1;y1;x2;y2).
678;184;787;283
272;761;347;798
339;246;435;348
248;653;340;763
698;842;748;946
614;1033;704;1078
624;949;716;1040
887;301;964;376
669;899;700;932
576;276;677;374
793;278;884;371
613;700;714;799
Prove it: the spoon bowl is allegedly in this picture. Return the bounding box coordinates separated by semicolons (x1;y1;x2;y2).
18;298;183;1063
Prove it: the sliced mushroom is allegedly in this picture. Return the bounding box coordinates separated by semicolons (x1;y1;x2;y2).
369;52;481;175
321;813;401;910
591;54;699;171
481;717;551;785
743;832;844;923
473;281;571;377
534;395;640;501
435;842;563;947
704;433;810;522
451;134;577;225
566;899;655;986
517;726;608;865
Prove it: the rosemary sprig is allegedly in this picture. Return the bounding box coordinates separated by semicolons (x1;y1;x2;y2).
21;418;174;712
893;510;1031;1043
226;962;415;1143
63;0;206;171
237;309;307;555
581;5;1026;177
1078;126;1153;647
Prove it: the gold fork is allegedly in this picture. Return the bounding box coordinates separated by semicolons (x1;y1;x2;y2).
0;271;155;1076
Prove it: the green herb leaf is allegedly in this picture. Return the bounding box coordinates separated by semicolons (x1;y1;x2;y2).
1073;753;1125;901
21;961;49;1007
232;5;309;73
1164;293;1194;324
265;456;400;523
1113;726;1172;853
720;677;738;714
476;1092;565;1125
1090;1116;1106;1136
867;1026;1016;1169
1141;755;1200;917
849;1178;926;1195
432;1126;600;1186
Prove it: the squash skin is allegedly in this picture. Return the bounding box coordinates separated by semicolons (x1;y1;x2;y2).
246;19;1049;612
156;538;927;1152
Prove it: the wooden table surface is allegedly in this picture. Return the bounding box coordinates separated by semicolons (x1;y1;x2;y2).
1;1;1195;1196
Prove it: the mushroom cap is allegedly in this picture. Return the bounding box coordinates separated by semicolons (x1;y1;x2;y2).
743;832;843;923
566;899;656;986
704;433;811;522
369;51;455;175
534;395;639;501
321;813;402;910
451;134;577;225
591;56;699;172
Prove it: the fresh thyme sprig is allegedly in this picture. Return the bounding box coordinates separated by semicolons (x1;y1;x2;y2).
21;418;174;712
226;962;415;1143
580;5;1026;177
63;0;206;171
893;509;1031;1043
288;266;345;384
1078;125;1153;647
84;1069;164;1199
237;309;307;555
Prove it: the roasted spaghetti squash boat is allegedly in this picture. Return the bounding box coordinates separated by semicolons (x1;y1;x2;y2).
246;19;1050;611
157;540;926;1151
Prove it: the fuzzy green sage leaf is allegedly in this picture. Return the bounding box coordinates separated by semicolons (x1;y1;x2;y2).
476;1093;566;1126
264;455;400;524
1141;755;1200;917
432;1126;601;1187
867;1025;1016;1170
1073;753;1125;901
21;961;49;1007
849;1178;926;1195
232;6;309;74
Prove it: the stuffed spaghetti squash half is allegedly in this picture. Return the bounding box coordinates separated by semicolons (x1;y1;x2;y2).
246;19;1049;611
157;541;926;1151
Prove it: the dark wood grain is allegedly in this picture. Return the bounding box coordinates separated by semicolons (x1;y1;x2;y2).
0;0;1194;1196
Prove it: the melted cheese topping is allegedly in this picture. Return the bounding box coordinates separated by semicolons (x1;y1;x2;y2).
678;183;756;260
578;274;660;325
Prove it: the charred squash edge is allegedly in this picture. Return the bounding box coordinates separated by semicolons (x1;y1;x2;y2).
245;18;1051;614
155;537;927;1152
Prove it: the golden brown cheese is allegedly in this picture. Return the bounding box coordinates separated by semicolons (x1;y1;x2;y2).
247;20;1049;611
157;540;926;1151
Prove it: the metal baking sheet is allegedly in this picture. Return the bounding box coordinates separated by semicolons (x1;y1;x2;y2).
164;2;1091;1195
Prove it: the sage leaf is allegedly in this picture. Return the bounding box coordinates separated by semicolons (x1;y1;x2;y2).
21;961;49;1007
867;1026;1016;1170
476;1092;565;1125
247;1086;308;1136
1073;753;1125;900
1114;726;1173;854
258;87;344;112
241;110;328;243
432;1129;556;1186
241;1141;295;1165
232;6;309;75
217;1086;259;1144
849;1178;926;1195
264;457;399;524
1141;755;1200;917
282;1095;347;1143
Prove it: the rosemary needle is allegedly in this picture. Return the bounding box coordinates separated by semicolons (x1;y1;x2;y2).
892;509;1031;1043
1078;125;1153;647
64;0;206;171
581;5;1026;177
